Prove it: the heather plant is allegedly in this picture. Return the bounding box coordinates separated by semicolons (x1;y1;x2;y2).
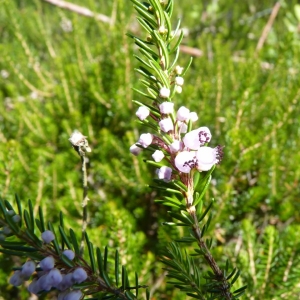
1;0;300;300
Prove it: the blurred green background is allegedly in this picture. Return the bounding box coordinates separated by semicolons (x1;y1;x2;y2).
1;0;300;299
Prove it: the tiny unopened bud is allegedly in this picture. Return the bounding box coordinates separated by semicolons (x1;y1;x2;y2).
28;278;40;295
158;26;167;34
138;133;153;148
159;87;170;99
21;260;36;278
12;214;21;223
62;249;75;261
72;267;88;284
48;268;63;286
41;230;55;243
37;273;52;291
7;210;15;216
57;273;74;291
9;271;24;286
3;226;11;235
152;150;164;162
175;76;184;86
175;65;184;75
64;290;83;300
130;144;143;156
40;256;55;271
175;86;182;94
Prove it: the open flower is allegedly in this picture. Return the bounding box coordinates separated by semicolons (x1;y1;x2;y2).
196;146;219;171
183;127;211;150
175;151;196;173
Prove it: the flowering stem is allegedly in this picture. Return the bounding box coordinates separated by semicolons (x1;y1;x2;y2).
187;199;232;299
80;154;89;257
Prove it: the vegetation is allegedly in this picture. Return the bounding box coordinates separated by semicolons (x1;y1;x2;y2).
0;0;300;299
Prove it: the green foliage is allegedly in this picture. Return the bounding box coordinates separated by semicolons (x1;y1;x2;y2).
0;0;300;299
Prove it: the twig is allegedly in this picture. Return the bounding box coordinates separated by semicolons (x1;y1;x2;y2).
255;2;281;55
80;155;89;256
42;0;112;24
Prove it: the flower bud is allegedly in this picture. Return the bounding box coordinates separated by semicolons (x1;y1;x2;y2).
37;273;52;291
175;65;183;75
57;273;74;291
130;144;143;156
48;268;63;286
40;256;55;271
28;278;40;295
175;76;184;86
3;226;12;235
9;271;24;286
159;87;170;98
138;133;153;148
62;249;75;261
41;230;55;243
189;112;198;122
176;106;190;121
64;290;83;300
136;106;150;121
159;118;174;132
157;166;172;182
12;214;21;223
72;267;88;284
21;260;36;278
152;150;164;162
159;102;174;114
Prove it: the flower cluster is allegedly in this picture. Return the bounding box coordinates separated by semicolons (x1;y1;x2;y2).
8;230;87;300
130;69;223;183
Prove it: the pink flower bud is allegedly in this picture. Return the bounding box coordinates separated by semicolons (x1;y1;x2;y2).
159;102;174;114
157;166;172;182
129;144;143;156
138;133;153;148
159;118;174;132
152;150;164;162
176;106;190;121
159;87;170;98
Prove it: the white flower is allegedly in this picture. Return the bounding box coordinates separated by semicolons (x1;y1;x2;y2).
130;144;143;156
175;151;196;173
175;76;184;86
175;65;183;75
196;147;218;171
138;133;153;148
152;150;164;162
189;112;198;122
136;106;150;120
157;166;172;182
159;102;174;114
41;230;55;243
159;87;170;98
159;118;174;132
178;122;188;134
169;140;182;153
175;86;182;93
183;127;212;150
176;106;190;121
